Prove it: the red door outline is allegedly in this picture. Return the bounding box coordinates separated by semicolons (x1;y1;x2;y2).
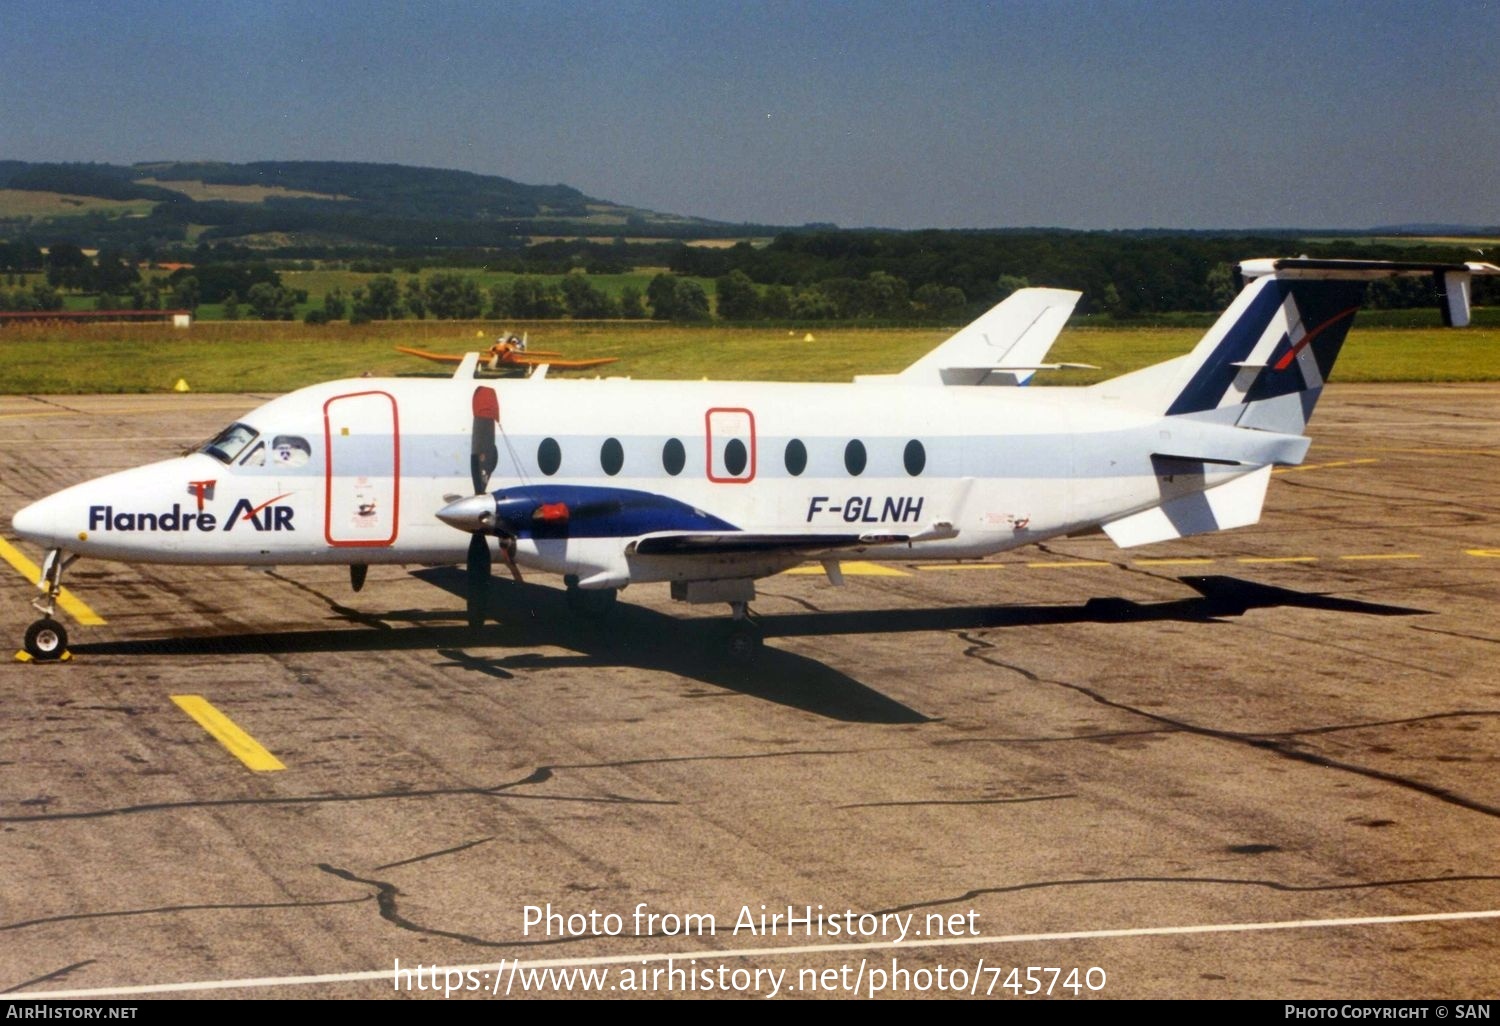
323;390;401;547
704;407;756;483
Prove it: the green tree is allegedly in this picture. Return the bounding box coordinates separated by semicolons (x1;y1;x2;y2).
618;285;647;319
323;287;348;321
647;273;680;320
247;282;298;320
672;280;711;321
404;278;426;319
223;291;242;321
352;275;403;321
424;273;484;319
714;270;761;320
995;274;1031;299
45;243;90;290
170;276;200;312
561;271;618;318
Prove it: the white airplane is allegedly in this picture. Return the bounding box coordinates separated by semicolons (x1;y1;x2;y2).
10;258;1495;661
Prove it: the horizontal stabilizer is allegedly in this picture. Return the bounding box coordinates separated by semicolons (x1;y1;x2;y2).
1102;466;1272;548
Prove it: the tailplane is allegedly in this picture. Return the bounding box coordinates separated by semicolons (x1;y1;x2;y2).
1094;258;1499;434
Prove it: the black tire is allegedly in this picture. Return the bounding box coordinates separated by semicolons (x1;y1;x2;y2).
24;618;68;661
724;622;763;663
566;585;617;621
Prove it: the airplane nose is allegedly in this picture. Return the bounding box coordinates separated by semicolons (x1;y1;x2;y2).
11;498;59;547
436;494;496;533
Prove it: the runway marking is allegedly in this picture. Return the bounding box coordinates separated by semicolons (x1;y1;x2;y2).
784;561;910;576
170;695;286;773
1236;556;1318;564
1467;549;1500;558
916;563;1006;572
0;538;106;626
17;907;1500;999
1274;458;1378;475
1338;553;1422;561
1131;558;1215;566
1026;560;1111;569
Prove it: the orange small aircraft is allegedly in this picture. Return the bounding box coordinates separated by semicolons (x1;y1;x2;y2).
396;333;618;374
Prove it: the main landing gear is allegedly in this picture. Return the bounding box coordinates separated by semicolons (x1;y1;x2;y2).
669;580;764;662
723;600;763;663
23;549;73;661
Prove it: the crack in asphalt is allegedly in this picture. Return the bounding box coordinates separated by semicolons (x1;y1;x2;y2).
0;766;674;824
0;897;369;936
837;793;1077;810
868;873;1500;918
374;836;496;871
953;630;1500;819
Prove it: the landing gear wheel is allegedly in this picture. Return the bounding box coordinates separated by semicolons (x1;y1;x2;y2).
724;621;763;663
24;618;67;661
566;583;618;621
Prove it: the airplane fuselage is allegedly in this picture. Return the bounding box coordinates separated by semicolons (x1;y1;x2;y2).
11;374;1255;589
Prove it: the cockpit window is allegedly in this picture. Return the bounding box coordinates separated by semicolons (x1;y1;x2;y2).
201;423;259;464
270;435;311;468
239;441;266;467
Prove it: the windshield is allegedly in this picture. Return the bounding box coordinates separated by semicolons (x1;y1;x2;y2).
200;422;259;464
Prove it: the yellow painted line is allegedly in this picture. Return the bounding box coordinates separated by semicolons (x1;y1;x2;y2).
1237;556;1319;564
1274;458;1379;475
0;538;106;626
917;563;1007;572
1468;549;1500;558
1026;560;1112;569
1338;553;1422;561
1132;558;1215;566
784;561;910;577
170;695;286;772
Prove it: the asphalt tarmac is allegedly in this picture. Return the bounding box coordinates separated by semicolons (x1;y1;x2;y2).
0;386;1496;1000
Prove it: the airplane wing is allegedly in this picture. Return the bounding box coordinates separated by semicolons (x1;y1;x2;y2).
394;345;467;365
627;531;910;557
505;354;619;370
887;287;1081;386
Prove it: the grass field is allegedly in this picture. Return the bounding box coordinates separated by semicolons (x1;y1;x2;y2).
0;190;156;219
136;178;348;204
1;317;1497;394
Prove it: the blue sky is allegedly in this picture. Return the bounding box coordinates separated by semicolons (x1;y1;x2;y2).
3;0;1496;229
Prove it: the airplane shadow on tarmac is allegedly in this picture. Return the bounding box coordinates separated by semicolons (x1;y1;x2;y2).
71;572;1427;725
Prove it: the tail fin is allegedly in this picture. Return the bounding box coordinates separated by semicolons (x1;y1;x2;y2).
1094;258;1499;433
889;287;1080;386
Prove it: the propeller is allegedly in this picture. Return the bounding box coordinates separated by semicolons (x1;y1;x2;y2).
462;386;503;627
465;533;491;628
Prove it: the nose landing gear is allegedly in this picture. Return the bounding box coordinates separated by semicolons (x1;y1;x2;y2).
22;549;74;661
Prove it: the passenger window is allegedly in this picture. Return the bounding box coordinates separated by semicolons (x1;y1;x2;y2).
784;439;807;476
662;438;686;476
600;437;624;476
844;439;867;476
538;437;561;476
903;439;926;476
723;438;747;476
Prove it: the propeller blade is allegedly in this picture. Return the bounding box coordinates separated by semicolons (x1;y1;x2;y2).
466;533;492;629
471;385;499;494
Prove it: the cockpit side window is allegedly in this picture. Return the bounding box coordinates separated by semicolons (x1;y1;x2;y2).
239;441;266;467
270;435;312;468
201;423;259;465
